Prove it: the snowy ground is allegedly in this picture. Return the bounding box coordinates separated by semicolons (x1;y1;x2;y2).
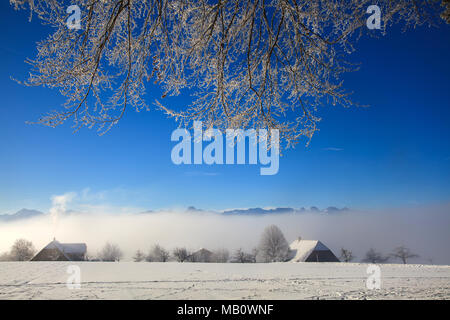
0;262;449;300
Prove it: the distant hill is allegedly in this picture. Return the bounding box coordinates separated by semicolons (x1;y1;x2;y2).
0;209;45;222
139;206;350;215
222;207;296;215
324;206;349;214
0;206;349;222
221;206;349;215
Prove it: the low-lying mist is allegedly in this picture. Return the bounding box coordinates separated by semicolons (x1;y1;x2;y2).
1;204;449;264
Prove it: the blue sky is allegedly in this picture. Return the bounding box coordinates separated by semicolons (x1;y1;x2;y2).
0;2;449;214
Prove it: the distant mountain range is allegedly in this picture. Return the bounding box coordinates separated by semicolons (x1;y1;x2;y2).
0;206;349;222
0;209;45;222
221;207;296;215
144;206;349;215
220;206;349;215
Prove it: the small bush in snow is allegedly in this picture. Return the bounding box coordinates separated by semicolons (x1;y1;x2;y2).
147;244;170;262
98;242;123;262
362;248;389;264
231;248;254;263
133;249;145;262
340;248;355;262
173;247;190;262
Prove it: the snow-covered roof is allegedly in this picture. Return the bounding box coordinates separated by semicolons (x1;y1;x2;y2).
44;240;86;256
288;239;332;262
193;248;212;254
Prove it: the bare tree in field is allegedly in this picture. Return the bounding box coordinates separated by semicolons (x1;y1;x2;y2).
173;247;190;262
362;248;389;264
257;225;289;262
133;249;145;262
147;244;170;262
9;239;36;261
98;242;123;262
231;248;247;263
10;0;447;148
231;248;254;263
340;248;354;262
391;246;419;264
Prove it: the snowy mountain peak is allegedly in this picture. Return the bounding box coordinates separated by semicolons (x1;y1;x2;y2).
0;209;45;222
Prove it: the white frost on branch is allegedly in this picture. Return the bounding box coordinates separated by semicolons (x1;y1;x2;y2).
11;0;444;148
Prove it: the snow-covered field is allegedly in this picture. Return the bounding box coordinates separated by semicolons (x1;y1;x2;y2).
0;262;449;300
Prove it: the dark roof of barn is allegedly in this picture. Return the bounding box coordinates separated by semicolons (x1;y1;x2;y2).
192;248;213;255
42;240;87;258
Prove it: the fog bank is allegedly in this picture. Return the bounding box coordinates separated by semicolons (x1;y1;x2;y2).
0;204;449;264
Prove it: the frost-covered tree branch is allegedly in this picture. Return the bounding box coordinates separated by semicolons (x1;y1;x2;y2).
10;0;446;147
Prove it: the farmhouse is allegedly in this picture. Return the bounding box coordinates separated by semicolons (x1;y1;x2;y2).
31;238;87;261
189;248;213;262
288;238;340;262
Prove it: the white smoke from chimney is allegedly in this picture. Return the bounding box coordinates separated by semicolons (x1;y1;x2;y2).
49;192;76;235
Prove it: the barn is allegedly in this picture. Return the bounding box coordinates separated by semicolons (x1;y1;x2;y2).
288;238;340;262
189;248;213;262
31;238;87;261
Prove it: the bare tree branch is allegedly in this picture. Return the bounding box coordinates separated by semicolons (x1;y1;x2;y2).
10;0;445;147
